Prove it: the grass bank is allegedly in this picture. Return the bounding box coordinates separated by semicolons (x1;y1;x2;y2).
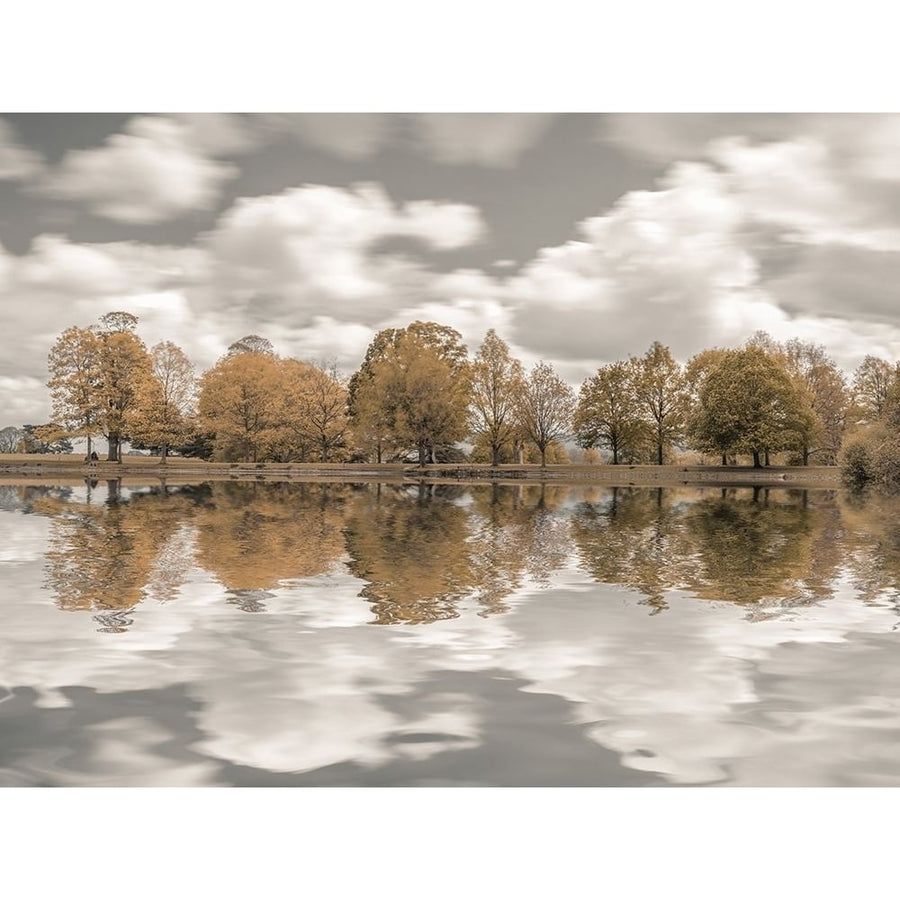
0;454;841;487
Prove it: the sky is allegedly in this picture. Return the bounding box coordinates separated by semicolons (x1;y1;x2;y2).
3;112;900;426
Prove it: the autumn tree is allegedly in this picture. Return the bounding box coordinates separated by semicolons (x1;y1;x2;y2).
515;361;576;467
94;312;153;462
199;345;285;462
688;346;816;467
349;322;470;465
780;338;848;465
48;325;103;458
632;341;688;465
574;361;645;464
128;341;197;462
469;329;524;466
684;348;730;463
279;359;350;462
227;334;275;357
851;355;897;422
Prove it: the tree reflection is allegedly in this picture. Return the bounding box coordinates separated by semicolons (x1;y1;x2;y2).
344;483;475;623
840;490;900;604
571;486;848;614
681;489;835;613
28;476;900;629
193;482;350;591
572;487;697;612
44;483;196;613
343;482;575;624
466;483;573;616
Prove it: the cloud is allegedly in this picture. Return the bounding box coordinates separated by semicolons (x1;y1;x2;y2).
264;113;391;159
38;116;238;223
0;118;44;180
415;114;555;167
168;113;262;156
505;161;768;366
501;138;900;377
202;182;486;324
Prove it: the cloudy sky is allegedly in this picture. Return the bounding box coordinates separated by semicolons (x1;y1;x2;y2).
3;112;900;425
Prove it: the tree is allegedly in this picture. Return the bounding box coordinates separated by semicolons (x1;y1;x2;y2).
21;424;73;454
851;355;897;422
633;341;688;465
0;426;22;453
93;312;153;462
688;346;816;467
515;361;576;467
469;329;525;466
684;348;730;463
128;341;197;462
227;334;275;357
279;359;350;462
574;361;645;465
199;349;285;462
780;338;848;465
47;325;103;459
349;322;471;465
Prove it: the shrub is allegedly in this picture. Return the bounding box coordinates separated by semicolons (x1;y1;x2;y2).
839;434;874;487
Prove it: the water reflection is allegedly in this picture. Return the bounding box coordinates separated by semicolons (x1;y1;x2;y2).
3;479;900;786
13;480;900;624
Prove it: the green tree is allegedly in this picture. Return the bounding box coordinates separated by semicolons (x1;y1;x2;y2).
515;361;575;467
574;361;644;464
469;329;524;466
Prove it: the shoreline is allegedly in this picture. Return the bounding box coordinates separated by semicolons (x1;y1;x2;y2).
0;457;842;487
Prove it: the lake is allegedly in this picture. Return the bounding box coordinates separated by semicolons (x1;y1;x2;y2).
1;478;899;786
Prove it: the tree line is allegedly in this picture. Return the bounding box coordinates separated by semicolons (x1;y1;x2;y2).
8;311;898;468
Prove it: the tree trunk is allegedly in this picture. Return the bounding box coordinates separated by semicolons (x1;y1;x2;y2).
492;444;500;467
107;434;120;462
418;441;427;466
540;445;547;467
161;443;168;464
612;446;619;465
752;450;762;468
764;450;770;466
802;446;809;466
376;442;382;464
721;453;727;466
657;443;663;465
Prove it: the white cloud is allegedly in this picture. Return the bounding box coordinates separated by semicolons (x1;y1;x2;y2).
415;114;555;167
203;182;486;324
39;116;238;223
0;118;43;180
505;161;768;366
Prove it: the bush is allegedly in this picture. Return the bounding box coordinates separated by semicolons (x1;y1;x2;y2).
839;434;874;487
839;426;900;490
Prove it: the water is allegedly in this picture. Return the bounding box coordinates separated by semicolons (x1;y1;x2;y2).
1;478;899;786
